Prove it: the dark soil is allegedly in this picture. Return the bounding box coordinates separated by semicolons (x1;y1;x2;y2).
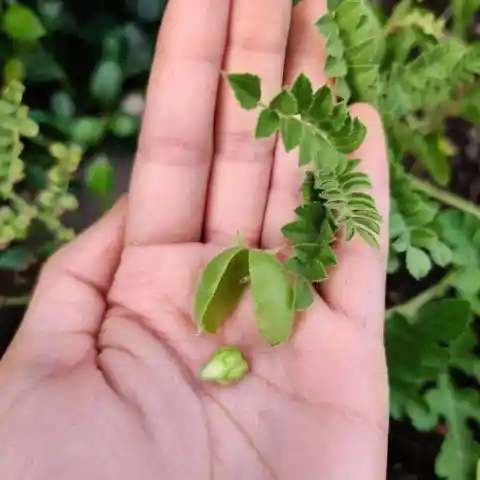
0;307;22;356
388;420;445;480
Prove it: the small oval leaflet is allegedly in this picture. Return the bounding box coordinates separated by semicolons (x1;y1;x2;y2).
85;155;115;197
291;73;313;113
3;4;46;42
255;108;280;139
194;247;249;334
293;276;314;311
249;250;295;346
90;60;123;106
406;246;432;280
226;73;261;110
270;89;298;115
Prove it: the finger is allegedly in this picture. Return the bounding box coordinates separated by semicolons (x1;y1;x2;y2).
5;199;126;368
262;0;328;248
126;0;231;246
204;0;292;246
320;104;390;336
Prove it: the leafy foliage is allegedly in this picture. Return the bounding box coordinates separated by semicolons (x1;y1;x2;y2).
0;1;130;279
428;377;480;480
365;1;480;475
387;299;472;400
452;0;480;38
0;81;79;250
388;162;452;278
0;0;154;147
386;1;446;40
381;38;480;122
315;0;382;102
387;299;480;479
438;211;480;315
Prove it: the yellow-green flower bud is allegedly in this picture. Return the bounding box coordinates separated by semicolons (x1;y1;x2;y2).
49;142;69;160
199;346;249;385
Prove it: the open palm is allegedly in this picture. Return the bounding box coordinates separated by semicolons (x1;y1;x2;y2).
0;1;390;479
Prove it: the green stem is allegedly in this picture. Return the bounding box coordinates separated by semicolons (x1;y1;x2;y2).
10;193;72;241
410;176;480;220
387;270;456;318
0;295;29;308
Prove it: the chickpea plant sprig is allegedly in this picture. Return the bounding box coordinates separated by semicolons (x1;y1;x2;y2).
195;3;382;386
195;75;381;384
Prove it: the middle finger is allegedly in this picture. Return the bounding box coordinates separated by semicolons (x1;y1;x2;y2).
204;0;292;246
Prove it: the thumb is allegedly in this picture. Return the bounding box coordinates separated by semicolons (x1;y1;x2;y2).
3;197;127;372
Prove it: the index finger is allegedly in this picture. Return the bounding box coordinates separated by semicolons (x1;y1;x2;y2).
125;0;231;246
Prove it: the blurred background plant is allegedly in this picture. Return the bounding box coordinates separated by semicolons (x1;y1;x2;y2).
0;0;479;479
0;0;164;299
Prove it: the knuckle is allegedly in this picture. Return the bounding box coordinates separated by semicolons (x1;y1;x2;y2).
206;227;259;248
216;129;274;163
136;135;209;167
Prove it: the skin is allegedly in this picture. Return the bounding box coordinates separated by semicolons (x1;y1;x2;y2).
0;1;390;479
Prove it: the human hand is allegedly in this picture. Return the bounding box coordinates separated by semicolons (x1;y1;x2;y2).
0;1;390;479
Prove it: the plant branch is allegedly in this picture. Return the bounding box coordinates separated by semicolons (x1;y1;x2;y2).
387;270;456;318
29;133;51;149
0;295;30;308
10;193;73;241
410;176;480;220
